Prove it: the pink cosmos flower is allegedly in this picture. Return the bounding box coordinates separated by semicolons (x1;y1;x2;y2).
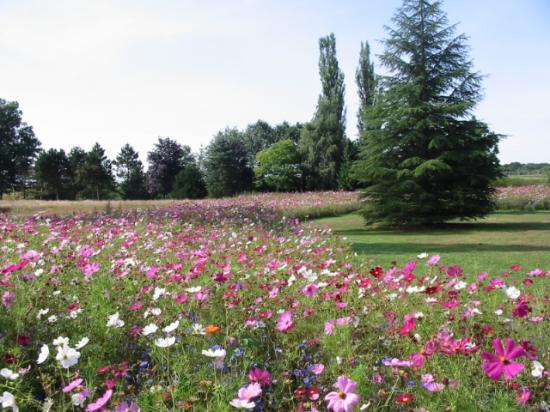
276;311;294;333
86;389;112;411
310;363;325;375
426;255;440;266
237;383;262;400
516;388;531;405
481;338;525;380
62;378;83;393
301;284;318;297
324;375;360;412
399;314;416;336
1;291;15;308
81;262;100;276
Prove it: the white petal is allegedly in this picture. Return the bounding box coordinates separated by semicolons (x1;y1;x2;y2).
37;344;50;364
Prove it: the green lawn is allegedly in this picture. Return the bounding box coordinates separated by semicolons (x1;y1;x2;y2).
314;211;550;276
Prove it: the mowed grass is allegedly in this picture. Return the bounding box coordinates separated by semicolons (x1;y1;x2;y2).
315;211;550;276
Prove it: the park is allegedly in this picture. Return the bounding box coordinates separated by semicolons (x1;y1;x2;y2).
0;1;548;411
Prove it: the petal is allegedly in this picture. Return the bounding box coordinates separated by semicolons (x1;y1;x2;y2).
503;362;524;380
492;338;504;356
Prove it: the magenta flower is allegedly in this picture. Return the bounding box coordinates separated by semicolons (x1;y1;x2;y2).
481;338;525;380
516;388;531;405
276;311;294;333
324;375;360;412
248;368;271;386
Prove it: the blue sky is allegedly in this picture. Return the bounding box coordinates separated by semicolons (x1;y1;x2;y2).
1;0;549;164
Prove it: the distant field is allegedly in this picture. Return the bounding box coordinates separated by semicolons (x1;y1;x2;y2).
495;174;548;186
0;199;179;216
315;211;550;276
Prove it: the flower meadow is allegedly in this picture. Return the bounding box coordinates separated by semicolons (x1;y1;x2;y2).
0;193;548;411
496;185;550;211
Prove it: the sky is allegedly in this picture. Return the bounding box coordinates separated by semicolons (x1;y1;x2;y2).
1;0;549;164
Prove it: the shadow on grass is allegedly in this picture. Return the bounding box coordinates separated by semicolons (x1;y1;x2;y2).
349;242;550;255
333;221;550;236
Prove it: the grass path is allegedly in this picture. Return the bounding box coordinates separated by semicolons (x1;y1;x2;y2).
314;211;550;276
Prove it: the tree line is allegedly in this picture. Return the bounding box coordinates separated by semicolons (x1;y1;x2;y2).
1;0;503;226
0;31;360;201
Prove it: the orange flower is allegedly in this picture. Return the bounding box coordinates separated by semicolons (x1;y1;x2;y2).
205;325;221;334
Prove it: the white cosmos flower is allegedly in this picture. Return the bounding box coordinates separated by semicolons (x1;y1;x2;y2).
454;281;467;290
154;336;176;348
75;337;89;349
151;307;162;316
229;399;255;409
0;368;19;381
417;252;429;259
36;308;49;319
153;287;166;301
163;320;179;333
505;286;521;300
52;336;70;347
0;391;18;411
55;345;80;368
37;344;49;364
71;393;85;407
190;323;206;335
201;348;226;358
42;397;54;412
184;286;202;293
47;315;58;323
106;312;125;328
142;323;158;336
532;360;545;378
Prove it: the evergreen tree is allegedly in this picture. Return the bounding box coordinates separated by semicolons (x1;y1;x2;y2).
77;143;115;200
0;98;41;198
171;163;207;199
35;149;70;199
203;128;253;198
356;0;501;226
147;137;193;198
356;41;377;134
115;143;147;199
67;147;87;199
299;33;346;190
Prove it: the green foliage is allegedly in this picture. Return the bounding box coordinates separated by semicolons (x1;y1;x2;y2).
147;137;193;198
501;162;550;176
204;128;254;197
115;143;147;199
0;98;41;198
171;163;207;199
255;139;302;192
76;143;115;200
34;149;71;199
356;0;501;226
299;33;346;190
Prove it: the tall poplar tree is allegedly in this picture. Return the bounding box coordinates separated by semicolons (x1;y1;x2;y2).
356;0;501;226
355;41;376;134
300;33;346;190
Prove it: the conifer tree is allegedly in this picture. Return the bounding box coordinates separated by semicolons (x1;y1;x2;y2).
115;143;147;199
356;0;501;226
